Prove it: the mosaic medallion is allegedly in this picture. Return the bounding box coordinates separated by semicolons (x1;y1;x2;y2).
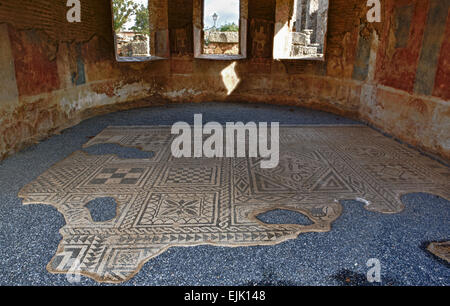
19;126;450;283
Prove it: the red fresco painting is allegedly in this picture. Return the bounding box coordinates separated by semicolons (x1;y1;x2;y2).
375;0;428;93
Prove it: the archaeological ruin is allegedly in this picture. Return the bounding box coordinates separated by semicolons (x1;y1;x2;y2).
0;0;448;288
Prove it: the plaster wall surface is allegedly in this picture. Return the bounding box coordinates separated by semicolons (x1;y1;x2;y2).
0;0;448;160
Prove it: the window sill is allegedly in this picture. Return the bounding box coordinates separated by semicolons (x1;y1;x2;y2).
116;56;166;62
274;55;325;62
194;54;247;61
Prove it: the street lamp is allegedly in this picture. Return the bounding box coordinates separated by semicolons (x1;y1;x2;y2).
212;13;218;31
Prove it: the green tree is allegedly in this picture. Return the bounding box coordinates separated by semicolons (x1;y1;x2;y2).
130;4;150;35
112;0;139;32
219;22;239;32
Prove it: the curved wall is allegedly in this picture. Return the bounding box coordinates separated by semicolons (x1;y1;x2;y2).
0;0;448;160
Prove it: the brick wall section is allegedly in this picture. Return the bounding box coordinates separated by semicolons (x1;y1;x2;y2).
0;0;113;42
249;0;276;20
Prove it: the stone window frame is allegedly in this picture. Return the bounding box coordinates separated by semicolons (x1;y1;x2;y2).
111;0;170;62
273;0;328;61
193;0;248;60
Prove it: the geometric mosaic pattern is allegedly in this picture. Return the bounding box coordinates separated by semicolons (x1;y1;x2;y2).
19;126;450;283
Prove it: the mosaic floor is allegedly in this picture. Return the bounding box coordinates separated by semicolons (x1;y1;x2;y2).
18;125;450;283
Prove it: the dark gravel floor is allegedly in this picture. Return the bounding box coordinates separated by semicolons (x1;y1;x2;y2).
0;102;448;286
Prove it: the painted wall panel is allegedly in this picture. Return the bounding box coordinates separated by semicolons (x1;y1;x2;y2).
0;24;19;109
375;0;428;93
8;28;60;97
432;5;450;100
414;0;449;96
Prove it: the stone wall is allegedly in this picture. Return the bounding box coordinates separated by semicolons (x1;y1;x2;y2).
293;0;329;56
116;33;150;57
204;31;239;55
0;0;449;161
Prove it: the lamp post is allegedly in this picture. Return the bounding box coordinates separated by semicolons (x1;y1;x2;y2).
212;13;218;31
